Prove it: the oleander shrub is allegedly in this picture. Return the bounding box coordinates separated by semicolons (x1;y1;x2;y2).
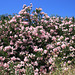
0;3;75;75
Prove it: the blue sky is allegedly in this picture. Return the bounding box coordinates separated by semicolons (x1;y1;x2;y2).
0;0;75;17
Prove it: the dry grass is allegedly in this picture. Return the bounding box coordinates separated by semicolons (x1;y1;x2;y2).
48;65;75;75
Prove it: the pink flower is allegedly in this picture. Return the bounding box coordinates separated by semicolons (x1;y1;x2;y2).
9;19;16;23
57;46;61;50
19;34;22;37
0;56;3;60
40;12;44;14
14;35;18;38
64;67;68;71
60;36;64;40
34;61;38;66
52;36;56;41
69;21;72;24
50;29;54;33
72;36;75;40
23;4;26;8
30;14;33;17
4;63;9;68
49;58;53;64
18;11;23;14
4;46;12;51
41;19;44;22
23;39;27;43
10;40;14;45
0;62;3;67
65;37;69;41
38;8;42;11
44;50;47;54
21;26;24;30
35;68;39;72
16;64;21;68
24;11;27;14
2;57;5;61
46;44;54;49
16;15;21;18
16;58;20;61
36;8;38;10
0;21;2;23
55;26;58;29
33;46;38;49
0;46;3;51
20;68;25;73
17;40;22;44
49;66;52;70
69;28;73;32
68;60;71;64
34;48;43;52
20;61;24;66
24;57;28;62
53;48;58;52
46;15;50;19
61;44;66;49
21;22;29;25
11;56;16;61
44;20;48;23
57;42;61;46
